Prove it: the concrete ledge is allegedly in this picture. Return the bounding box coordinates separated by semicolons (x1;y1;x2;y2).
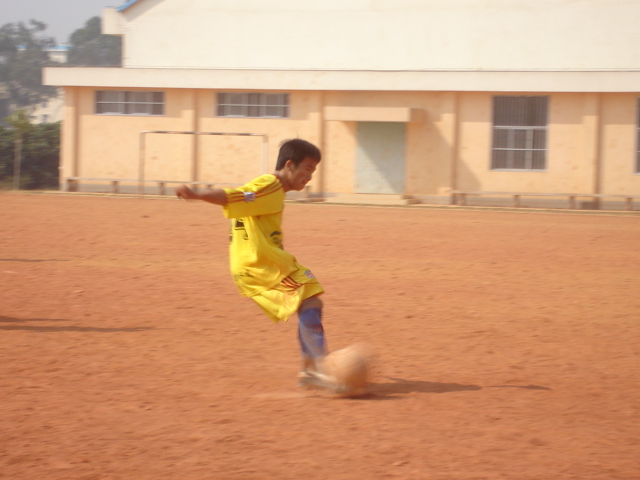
451;190;640;211
322;194;419;206
324;106;424;123
44;67;640;93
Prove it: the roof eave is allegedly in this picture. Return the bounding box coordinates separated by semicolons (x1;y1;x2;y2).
117;0;142;12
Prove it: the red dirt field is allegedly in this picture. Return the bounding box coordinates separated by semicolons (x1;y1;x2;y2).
1;192;639;480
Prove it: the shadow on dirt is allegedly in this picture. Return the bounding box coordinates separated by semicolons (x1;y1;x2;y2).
361;376;482;400
0;258;70;262
355;377;551;401
0;316;151;333
487;384;551;391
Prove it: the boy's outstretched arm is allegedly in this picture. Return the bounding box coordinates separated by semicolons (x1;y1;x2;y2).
176;185;228;206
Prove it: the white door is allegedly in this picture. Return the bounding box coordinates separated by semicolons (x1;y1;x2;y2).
355;122;406;194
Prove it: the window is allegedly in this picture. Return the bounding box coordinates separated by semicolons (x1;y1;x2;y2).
217;93;289;118
491;96;548;171
95;91;164;115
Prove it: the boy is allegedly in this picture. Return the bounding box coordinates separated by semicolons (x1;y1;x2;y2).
176;139;335;391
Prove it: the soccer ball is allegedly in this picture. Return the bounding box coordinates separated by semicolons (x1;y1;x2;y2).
323;344;370;395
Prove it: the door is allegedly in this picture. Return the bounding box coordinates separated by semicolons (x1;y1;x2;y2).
355;122;406;194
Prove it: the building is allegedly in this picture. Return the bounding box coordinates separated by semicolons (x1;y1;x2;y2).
44;0;640;208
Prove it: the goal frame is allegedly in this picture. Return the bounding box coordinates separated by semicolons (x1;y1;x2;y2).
138;130;269;195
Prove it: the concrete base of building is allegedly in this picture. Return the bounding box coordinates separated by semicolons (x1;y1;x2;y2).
321;194;419;206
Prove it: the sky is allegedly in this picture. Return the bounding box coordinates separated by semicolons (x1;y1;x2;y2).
1;0;126;45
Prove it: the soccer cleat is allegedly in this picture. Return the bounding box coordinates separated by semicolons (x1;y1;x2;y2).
297;369;341;392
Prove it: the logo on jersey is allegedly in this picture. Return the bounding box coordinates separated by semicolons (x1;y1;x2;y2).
270;231;283;249
243;191;256;202
230;218;248;242
304;270;316;279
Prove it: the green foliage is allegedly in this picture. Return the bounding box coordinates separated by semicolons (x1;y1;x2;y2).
0;125;12;181
5;108;32;135
67;16;121;67
0;20;56;108
0;120;60;189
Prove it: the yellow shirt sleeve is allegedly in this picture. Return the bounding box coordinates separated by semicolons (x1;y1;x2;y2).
223;174;284;219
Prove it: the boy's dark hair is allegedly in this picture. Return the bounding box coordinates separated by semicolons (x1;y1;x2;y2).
275;139;321;170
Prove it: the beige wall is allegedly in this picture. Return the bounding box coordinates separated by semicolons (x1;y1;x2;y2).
63;88;324;191
195;90;323;188
323;120;357;195
60;87;78;188
113;0;640;71
62;87;197;185
600;94;640;195
323;90;640;197
454;92;640;196
67;88;195;181
321;91;458;196
61;86;640;198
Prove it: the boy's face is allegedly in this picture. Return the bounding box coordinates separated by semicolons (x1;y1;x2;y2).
283;157;319;191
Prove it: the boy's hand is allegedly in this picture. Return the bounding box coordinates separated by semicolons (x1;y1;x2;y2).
176;185;199;200
176;185;228;206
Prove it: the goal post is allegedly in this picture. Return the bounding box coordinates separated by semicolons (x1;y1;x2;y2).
138;130;269;195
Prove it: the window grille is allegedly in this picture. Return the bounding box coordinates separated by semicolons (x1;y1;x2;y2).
491;96;548;171
217;93;289;118
95;91;164;116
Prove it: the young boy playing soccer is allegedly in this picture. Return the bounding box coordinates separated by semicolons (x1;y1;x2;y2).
176;139;335;391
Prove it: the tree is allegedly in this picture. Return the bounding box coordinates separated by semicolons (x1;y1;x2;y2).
67;16;121;67
0;115;59;190
0;122;13;182
6;109;32;189
0;20;56;109
20;121;60;189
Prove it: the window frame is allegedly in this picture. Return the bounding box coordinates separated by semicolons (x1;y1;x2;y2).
216;92;289;119
95;90;165;116
491;95;549;172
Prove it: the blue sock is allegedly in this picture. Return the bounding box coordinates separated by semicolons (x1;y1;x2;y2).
298;307;327;362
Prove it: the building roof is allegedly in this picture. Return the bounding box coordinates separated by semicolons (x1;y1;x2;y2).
117;0;142;12
43;66;640;93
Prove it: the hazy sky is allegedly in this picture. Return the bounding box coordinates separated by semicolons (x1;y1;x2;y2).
1;0;126;45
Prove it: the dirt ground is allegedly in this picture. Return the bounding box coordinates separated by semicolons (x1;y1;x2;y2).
1;192;639;480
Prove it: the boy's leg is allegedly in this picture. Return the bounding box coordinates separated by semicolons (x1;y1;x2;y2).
297;295;343;391
297;295;327;371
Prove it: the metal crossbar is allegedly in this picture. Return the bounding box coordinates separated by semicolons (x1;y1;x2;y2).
65;177;240;195
138;130;269;196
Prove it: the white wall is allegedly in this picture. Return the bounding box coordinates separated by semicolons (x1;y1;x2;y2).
116;0;640;71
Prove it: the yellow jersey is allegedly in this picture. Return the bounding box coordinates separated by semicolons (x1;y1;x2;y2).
223;174;298;297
